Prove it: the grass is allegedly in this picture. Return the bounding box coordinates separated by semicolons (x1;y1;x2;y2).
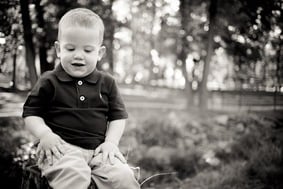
0;108;282;189
123;108;283;188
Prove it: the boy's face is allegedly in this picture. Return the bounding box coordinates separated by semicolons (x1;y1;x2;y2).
55;26;105;78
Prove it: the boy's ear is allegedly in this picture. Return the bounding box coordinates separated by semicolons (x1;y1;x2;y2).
54;41;60;58
98;46;106;61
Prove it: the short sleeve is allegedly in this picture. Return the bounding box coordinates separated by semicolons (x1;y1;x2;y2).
22;76;54;118
107;79;128;121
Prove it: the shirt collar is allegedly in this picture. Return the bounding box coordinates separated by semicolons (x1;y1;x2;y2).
54;64;100;84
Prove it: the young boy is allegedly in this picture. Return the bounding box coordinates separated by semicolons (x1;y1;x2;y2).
22;8;140;189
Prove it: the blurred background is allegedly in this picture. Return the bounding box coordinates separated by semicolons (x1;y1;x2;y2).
0;0;283;188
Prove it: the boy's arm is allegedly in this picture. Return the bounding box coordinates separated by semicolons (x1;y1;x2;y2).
105;119;126;145
24;116;53;138
94;119;127;164
24;116;65;165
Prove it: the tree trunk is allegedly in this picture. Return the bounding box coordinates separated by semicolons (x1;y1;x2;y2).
107;22;115;73
276;34;282;88
12;48;17;90
20;0;38;87
110;0;115;73
274;34;282;111
100;0;114;74
199;0;218;109
149;0;156;82
179;0;193;106
34;0;54;74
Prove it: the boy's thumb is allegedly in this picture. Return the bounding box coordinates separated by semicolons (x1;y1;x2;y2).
94;145;101;155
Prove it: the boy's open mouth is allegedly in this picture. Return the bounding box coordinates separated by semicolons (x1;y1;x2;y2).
71;63;85;67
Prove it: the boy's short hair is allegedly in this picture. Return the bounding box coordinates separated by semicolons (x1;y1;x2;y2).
58;8;104;45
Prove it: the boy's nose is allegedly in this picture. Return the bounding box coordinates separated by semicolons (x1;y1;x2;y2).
73;51;84;59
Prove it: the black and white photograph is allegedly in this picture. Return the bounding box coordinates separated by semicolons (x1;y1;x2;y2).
0;0;282;188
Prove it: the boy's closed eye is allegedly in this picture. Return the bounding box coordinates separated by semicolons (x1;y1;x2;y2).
65;44;75;51
84;46;94;53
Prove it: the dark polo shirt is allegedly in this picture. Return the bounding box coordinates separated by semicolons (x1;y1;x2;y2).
22;64;128;149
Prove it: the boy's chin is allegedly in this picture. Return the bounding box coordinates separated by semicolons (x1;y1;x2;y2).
68;71;89;78
64;66;94;78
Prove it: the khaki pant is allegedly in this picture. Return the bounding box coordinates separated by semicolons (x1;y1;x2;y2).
38;143;140;189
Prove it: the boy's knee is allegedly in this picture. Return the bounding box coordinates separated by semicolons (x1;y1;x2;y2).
114;164;133;178
42;158;91;189
110;164;139;188
46;165;90;179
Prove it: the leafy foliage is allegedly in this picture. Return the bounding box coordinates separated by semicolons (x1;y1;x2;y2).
1;0;282;92
0;117;32;188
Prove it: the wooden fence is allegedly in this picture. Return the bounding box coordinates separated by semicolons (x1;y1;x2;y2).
120;85;283;111
206;90;283;111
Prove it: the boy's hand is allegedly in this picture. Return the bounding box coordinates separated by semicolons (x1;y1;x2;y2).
37;132;66;166
94;141;126;164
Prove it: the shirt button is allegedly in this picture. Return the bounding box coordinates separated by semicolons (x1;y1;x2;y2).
79;95;85;101
78;80;83;86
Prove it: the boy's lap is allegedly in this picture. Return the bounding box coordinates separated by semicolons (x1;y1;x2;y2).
34;143;139;188
37;142;129;173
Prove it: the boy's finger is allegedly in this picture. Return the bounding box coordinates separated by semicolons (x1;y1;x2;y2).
52;146;62;159
94;145;101;156
38;150;44;164
102;151;108;163
46;150;53;165
36;145;43;155
116;152;126;163
57;144;66;155
109;152;115;165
